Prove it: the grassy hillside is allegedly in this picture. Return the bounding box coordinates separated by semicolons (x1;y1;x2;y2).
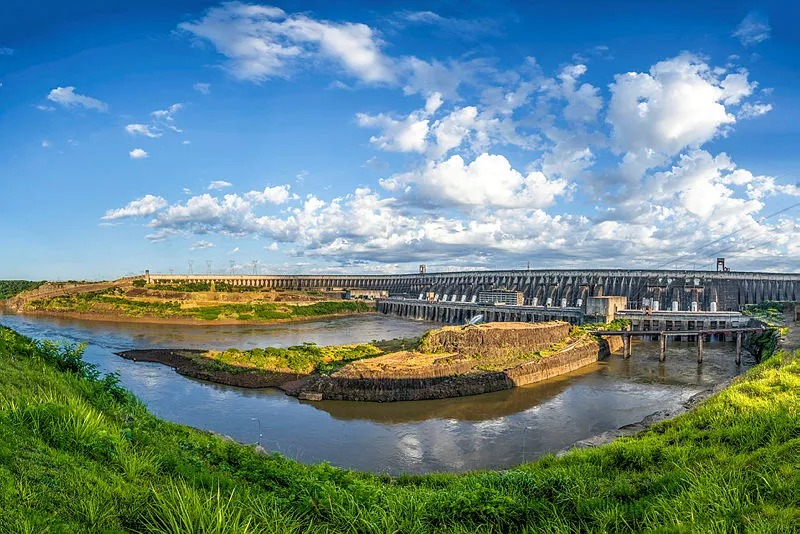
25;289;370;322
0;325;798;532
0;280;44;300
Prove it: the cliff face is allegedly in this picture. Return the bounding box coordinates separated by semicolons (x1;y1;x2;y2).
419;321;571;357
295;322;610;402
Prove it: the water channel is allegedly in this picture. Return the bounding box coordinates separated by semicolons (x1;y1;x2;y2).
0;312;753;474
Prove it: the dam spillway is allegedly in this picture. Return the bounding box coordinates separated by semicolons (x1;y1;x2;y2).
146;269;800;311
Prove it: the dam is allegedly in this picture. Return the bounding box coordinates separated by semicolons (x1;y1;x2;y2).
146;269;800;311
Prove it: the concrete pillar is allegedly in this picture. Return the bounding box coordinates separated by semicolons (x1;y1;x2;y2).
623;334;631;359
532;297;538;306
419;293;424;300
736;332;742;365
560;298;567;308
576;298;583;307
652;301;659;311
546;297;553;307
659;334;666;362
672;301;679;312
710;302;717;312
471;295;477;303
442;294;448;302
691;301;698;312
697;335;704;364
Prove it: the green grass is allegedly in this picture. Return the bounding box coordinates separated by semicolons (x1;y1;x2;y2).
0;280;45;299
0;324;798;532
208;342;384;374
26;291;370;322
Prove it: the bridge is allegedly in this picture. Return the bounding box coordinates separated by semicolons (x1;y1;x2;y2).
591;327;765;364
146;269;800;311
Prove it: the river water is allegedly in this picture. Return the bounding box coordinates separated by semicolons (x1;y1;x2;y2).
0;313;753;474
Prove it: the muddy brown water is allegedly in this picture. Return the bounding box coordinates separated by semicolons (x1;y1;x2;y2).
0;312;754;474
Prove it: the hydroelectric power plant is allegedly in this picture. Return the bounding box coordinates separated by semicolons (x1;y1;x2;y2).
147;268;800;315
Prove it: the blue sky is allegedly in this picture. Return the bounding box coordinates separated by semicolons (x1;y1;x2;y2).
1;0;799;279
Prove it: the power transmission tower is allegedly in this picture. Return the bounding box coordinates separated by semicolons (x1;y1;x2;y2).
188;260;193;274
252;260;258;275
230;260;235;275
206;260;212;274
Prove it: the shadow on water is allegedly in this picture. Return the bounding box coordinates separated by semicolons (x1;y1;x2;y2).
0;312;752;474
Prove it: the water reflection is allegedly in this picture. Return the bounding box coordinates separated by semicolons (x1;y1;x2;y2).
0;312;751;474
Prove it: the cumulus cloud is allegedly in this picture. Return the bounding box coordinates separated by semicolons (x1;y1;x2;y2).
607;54;759;182
129;148;149;159
208;180;233;190
193;82;211;94
244;185;292;204
357;111;430;153
381;153;568;209
47;86;108;111
179;2;394;84
733;12;771;46
102;195;167;220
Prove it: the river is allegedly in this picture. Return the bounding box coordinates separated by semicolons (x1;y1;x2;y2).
0;312;753;474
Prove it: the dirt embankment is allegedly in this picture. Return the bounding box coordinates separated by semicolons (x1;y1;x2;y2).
294;322;613;402
117;349;308;389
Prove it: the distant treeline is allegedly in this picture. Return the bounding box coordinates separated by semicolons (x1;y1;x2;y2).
0;280;44;299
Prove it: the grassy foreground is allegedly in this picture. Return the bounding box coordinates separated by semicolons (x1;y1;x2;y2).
0;327;798;532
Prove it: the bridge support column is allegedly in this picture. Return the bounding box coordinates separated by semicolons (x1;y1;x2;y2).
659;334;666;362
622;334;631;358
735;332;742;366
697;334;704;364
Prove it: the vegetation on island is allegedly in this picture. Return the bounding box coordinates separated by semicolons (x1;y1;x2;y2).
208;343;384;375
25;288;370;322
0;280;44;300
0;323;797;532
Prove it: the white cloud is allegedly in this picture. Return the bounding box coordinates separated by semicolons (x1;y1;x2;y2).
129;148;149;159
41;140;51;148
193;82;211;94
244;185;292;204
266;242;279;250
357;111;429;153
36;104;55;111
382;153;568;209
607;54;754;180
102;195;167;220
125;123;162;138
191;240;215;250
733;12;771;46
208;180;233;190
47;86;108;111
738;102;773;119
151;103;183;132
179;2;394;84
0;47;13;55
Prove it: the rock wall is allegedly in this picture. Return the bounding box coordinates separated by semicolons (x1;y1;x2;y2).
419;321;570;357
296;324;615;402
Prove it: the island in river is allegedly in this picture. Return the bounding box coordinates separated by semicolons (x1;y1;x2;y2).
117;321;624;402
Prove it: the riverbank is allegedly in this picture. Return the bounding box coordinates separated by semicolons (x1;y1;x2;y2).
1;321;797;531
14;307;376;326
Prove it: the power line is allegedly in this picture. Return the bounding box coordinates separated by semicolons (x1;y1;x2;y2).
653;199;800;270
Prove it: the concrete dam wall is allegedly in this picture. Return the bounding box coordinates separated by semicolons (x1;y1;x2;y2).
147;269;800;310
